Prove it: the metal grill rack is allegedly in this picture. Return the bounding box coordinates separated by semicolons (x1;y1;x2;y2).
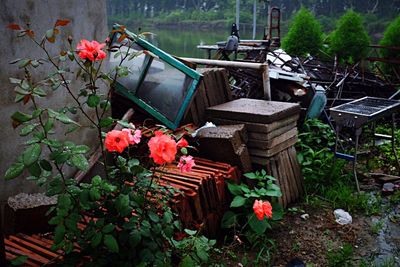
330;97;400;191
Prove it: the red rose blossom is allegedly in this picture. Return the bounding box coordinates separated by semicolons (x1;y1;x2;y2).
76;39;106;61
177;138;189;148
104;130;130;153
253;200;273;220
148;131;177;164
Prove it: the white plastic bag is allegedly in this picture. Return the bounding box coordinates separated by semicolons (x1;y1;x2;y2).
334;209;352;225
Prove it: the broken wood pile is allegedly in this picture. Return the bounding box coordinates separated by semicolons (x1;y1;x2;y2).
206;98;304;207
184;68;232;126
155;157;240;237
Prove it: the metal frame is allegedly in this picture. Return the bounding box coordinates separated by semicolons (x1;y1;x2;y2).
110;24;202;129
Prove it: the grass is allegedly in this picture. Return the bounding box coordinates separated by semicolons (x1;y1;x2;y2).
326;243;354;267
371;219;385;235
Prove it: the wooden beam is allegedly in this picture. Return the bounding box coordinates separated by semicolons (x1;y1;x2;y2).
180;57;268;70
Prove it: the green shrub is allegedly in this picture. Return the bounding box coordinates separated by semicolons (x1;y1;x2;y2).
282;7;323;56
379;16;400;77
330;10;370;64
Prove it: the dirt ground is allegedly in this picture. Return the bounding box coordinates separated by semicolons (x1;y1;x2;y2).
269;196;400;266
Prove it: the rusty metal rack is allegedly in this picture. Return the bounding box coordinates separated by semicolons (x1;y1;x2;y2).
330;96;400;191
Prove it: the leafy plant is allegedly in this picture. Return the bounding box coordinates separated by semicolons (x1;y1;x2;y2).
221;170;282;265
4;21;211;266
379;16;400;78
327;243;354;267
282;7;323;56
172;229;218;266
330;10;370;64
296;119;337;192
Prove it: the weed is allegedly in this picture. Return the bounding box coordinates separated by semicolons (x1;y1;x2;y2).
371;219;385;235
288;207;305;214
326;243;354;267
292;241;301;252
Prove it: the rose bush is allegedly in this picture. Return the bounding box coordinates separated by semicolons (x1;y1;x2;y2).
4;21;217;266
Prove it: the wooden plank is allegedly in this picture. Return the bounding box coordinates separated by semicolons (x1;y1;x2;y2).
9;235;58;258
5;241;49;264
288;146;304;196
5;252;39;267
221;68;233;101
277;151;292;204
282;149;299;201
194;82;207;125
270;157;286;207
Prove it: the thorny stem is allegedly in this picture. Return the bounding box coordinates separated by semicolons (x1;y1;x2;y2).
100;39;133;119
29;85;78;203
31;37;97;126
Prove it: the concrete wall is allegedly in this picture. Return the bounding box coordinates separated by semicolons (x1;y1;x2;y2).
0;0;108;203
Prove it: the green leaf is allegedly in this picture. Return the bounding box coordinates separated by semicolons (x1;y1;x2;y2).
115;194;129;212
99;117;114;128
11;255;28;266
9;77;22;84
40;159;53;172
221;211;237;228
227;182;243;195
230;195;246;208
179;256;195;267
129;230;141;247
100;100;111;111
196;247;209;262
104;234;119;253
244;172;258;179
45;29;55;43
48;109;80;126
89;188;101;201
148;211;160;223
4;162;25;180
32;87;47;97
102;224;115;233
87;94;100;108
248;215;270;235
18;59;31;69
27;162;41;177
71;154;89;171
19;123;39;136
58;195;72;210
22;143;41;166
91;232;103;247
11;111;32;123
184;229;197;236
72;145;90;154
54;224;65;244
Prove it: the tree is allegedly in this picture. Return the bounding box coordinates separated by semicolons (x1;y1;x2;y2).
282;7;323;56
330;10;370;64
379;16;400;77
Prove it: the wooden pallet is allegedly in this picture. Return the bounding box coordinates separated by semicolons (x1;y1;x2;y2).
5;233;62;266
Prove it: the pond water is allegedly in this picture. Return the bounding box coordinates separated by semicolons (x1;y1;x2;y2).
132;27;259;58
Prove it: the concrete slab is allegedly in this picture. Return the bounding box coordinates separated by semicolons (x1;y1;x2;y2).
209;114;299;133
248;128;297;149
206;98;300;124
248;136;298;158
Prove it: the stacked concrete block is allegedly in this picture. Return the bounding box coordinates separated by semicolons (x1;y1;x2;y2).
206;98;304;207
